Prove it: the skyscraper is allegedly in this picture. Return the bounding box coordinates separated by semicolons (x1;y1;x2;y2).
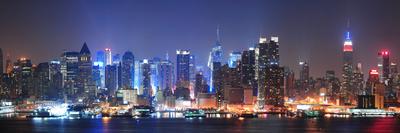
207;27;223;93
353;63;364;95
105;48;112;65
299;61;309;97
241;48;257;96
96;51;106;88
378;50;390;83
77;43;94;97
341;31;354;104
256;36;284;108
0;48;3;74
150;58;161;95
228;51;241;68
34;62;50;100
105;65;117;96
141;59;151;97
49;60;62;99
121;51;135;89
176;50;190;88
159;59;173;91
13;58;33;98
61;51;80;98
5;54;12;74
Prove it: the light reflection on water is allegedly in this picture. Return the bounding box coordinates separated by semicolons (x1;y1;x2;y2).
0;113;399;133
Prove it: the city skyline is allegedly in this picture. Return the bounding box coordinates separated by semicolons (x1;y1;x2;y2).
1;0;400;78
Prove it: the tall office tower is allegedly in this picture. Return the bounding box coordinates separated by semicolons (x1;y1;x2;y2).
353;63;364;95
284;67;295;99
6;54;12;74
256;36;284;108
49;60;62;99
228;51;241;68
378;50;390;83
341;31;354;104
0;48;3;74
150;58;161;95
212;62;223;107
299;61;309;97
207;28;223;93
256;37;268;108
96;51;105;88
141;59;151;97
105;65;117;96
77;43;94;97
194;71;207;97
34;62;50;100
134;60;141;90
121;51;135;89
92;61;103;90
366;69;379;95
159;59;173;91
105;48;112;65
61;51;80;98
241;47;257;96
176;50;190;88
13;58;33;98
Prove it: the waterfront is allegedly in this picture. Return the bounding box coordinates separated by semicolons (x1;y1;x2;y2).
0;115;399;133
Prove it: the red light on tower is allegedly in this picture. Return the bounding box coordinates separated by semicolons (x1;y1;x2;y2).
369;69;379;75
380;50;389;56
343;40;353;52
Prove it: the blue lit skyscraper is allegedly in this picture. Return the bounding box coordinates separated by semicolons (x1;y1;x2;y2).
150;57;161;95
95;51;105;88
228;51;241;68
176;50;191;88
159;58;173;91
207;27;223;93
105;48;112;66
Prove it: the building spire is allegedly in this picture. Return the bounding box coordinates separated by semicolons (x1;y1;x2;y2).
345;18;351;40
216;25;221;44
165;51;169;61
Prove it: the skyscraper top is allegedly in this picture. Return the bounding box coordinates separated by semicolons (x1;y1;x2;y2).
80;42;91;55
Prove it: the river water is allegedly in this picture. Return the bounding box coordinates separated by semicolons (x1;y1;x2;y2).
0;115;399;133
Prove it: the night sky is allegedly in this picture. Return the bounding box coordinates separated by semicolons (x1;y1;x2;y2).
1;0;400;78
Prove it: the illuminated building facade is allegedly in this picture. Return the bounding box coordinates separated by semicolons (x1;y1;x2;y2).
61;51;80;98
34;62;50;100
378;50;390;83
159;59;173;91
241;48;257;96
141;59;151;97
176;50;190;88
105;48;112;66
121;51;135;89
95;51;105;88
105;64;117;96
256;36;284;108
207;28;223;93
341;31;354;104
228;51;241;68
77;43;95;97
12;58;33;98
299;61;309;97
